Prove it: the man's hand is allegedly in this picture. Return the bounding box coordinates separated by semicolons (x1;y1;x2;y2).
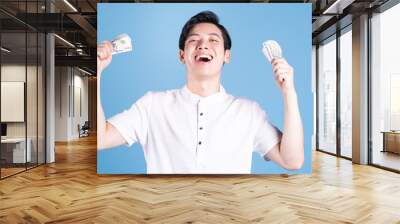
271;58;295;94
97;41;113;75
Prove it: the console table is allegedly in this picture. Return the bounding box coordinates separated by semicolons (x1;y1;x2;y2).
1;138;32;163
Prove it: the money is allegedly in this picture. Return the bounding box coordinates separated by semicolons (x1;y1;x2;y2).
262;40;282;63
111;34;132;55
262;40;285;82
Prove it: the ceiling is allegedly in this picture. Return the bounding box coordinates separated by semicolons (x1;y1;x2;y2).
0;0;99;73
0;0;394;75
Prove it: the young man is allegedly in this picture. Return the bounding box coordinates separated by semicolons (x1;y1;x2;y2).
97;11;304;174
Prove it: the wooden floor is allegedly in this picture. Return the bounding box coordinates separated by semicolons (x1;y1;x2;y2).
1;135;400;223
373;151;400;171
1;163;45;178
1;167;26;178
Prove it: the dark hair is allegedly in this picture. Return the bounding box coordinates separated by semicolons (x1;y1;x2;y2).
179;11;232;51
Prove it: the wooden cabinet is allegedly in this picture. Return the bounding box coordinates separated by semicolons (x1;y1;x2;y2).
382;131;400;154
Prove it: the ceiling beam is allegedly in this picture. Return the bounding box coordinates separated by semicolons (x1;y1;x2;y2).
67;13;96;46
55;55;96;71
323;0;356;14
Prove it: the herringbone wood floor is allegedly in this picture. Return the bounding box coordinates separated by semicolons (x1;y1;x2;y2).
1;135;400;223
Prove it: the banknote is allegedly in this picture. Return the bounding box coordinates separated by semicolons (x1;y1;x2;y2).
262;40;282;63
111;34;132;55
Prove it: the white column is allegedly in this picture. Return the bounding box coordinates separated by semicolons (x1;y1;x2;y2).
46;1;55;163
352;14;369;164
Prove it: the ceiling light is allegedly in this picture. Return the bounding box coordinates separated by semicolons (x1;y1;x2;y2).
63;0;78;12
1;47;11;53
54;34;75;48
323;0;355;15
76;48;85;55
78;67;93;76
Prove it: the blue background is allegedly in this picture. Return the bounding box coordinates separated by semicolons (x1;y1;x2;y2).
98;3;312;174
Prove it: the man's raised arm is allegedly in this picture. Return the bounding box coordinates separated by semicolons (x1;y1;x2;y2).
97;41;127;150
265;58;304;170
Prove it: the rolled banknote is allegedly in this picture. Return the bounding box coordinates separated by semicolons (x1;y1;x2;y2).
111;34;132;55
262;40;282;63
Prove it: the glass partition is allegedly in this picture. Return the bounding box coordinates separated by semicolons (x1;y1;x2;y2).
1;30;27;177
371;3;400;171
38;32;45;165
339;27;352;158
0;1;46;179
27;31;38;169
317;35;337;155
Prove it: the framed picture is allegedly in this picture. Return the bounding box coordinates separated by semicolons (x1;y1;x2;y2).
98;3;312;174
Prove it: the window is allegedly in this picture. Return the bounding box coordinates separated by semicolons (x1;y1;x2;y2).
371;2;400;171
317;35;337;155
339;27;352;158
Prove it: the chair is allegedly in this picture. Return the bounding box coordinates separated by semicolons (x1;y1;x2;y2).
79;121;90;138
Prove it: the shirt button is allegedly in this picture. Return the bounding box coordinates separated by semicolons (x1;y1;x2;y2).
200;113;203;116
199;127;203;130
198;141;202;145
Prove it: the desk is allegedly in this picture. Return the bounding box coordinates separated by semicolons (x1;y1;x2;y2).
381;131;400;154
1;138;31;163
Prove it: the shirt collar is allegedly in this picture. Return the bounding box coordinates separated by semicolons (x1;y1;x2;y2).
181;85;227;105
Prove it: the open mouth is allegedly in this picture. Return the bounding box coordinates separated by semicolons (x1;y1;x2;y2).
195;54;213;63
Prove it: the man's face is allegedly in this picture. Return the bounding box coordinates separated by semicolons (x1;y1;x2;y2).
179;23;231;79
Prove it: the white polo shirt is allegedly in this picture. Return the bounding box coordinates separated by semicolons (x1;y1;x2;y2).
108;85;282;174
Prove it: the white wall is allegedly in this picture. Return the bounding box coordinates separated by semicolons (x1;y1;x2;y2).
1;65;40;138
54;67;89;141
75;71;89;138
71;72;89;139
1;65;26;139
55;66;69;141
1;64;46;164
